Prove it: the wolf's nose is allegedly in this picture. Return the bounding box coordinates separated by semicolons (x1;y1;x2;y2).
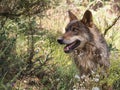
57;38;64;44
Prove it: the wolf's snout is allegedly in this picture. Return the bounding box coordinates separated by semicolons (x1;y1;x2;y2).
57;38;64;44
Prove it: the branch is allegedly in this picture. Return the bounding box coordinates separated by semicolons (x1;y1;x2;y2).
0;12;21;17
104;15;120;36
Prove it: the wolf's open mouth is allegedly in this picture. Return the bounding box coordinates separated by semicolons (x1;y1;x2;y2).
64;40;81;53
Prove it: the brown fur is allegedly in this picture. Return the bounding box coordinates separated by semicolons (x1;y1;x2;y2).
57;10;111;90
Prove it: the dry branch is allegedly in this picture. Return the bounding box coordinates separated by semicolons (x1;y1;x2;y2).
104;15;120;36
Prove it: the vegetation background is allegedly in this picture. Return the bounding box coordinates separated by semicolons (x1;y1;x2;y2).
0;0;120;90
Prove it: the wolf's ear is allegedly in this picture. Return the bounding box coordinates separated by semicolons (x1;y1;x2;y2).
68;10;78;21
81;10;93;27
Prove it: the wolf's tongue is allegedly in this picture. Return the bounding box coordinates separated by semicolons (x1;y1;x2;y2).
63;40;81;53
64;43;74;52
64;46;69;51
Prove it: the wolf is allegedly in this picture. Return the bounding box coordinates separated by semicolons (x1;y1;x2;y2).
57;10;111;90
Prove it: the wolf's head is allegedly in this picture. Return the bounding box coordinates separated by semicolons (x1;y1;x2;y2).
57;10;94;53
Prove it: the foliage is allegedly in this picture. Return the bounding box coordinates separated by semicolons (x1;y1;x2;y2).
0;0;59;89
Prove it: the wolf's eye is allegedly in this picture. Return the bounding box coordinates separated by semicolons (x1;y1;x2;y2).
72;28;78;32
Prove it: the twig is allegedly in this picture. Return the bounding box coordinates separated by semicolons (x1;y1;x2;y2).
104;15;120;36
